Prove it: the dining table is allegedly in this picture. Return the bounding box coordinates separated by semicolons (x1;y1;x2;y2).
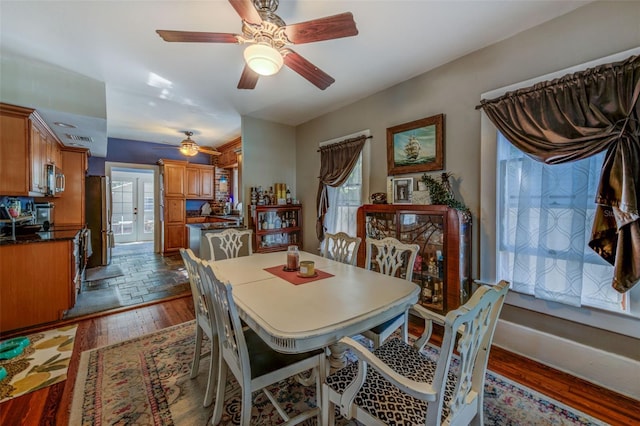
208;250;420;369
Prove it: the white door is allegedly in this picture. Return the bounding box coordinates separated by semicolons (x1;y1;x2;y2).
111;170;154;244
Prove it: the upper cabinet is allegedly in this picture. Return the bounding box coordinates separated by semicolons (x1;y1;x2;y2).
46;148;88;227
0;103;64;197
160;159;187;197
186;164;215;199
216;137;241;169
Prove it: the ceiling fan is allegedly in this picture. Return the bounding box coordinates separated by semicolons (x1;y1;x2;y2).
156;0;358;90
177;131;221;157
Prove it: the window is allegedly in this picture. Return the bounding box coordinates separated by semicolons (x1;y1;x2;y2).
325;153;363;236
480;48;640;337
497;133;626;313
320;130;370;237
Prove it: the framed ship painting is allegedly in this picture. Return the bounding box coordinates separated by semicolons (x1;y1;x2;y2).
386;114;444;175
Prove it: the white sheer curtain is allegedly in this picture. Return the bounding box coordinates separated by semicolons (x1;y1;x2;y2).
497;133;625;312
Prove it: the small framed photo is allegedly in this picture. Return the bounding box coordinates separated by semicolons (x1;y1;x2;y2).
387;114;444;175
393;177;413;204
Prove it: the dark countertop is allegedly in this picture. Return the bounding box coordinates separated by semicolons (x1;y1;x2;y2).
186;223;246;231
0;226;82;246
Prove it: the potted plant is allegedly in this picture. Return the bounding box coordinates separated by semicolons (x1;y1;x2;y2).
420;173;471;222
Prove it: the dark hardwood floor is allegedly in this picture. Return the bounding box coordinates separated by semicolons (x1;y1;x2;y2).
0;295;638;425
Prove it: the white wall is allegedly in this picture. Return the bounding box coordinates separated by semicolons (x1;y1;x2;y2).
292;1;640;397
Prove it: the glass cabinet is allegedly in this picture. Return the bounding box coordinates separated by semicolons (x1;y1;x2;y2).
251;204;302;253
357;204;471;313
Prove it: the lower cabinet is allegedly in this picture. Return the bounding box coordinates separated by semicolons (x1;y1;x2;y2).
0;240;74;333
162;197;186;253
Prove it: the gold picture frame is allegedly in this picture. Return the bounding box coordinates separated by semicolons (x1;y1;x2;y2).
386;114;444;175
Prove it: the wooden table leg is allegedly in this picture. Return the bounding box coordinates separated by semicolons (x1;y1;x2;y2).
328;342;348;372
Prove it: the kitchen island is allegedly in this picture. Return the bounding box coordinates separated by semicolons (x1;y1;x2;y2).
186;219;246;259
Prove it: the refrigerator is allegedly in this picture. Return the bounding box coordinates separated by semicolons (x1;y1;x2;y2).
85;176;113;267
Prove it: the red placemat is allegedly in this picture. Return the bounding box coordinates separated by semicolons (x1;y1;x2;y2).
264;265;334;285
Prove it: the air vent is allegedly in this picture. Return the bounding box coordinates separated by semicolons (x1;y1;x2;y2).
65;134;93;143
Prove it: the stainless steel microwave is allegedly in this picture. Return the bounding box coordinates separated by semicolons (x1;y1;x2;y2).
45;164;65;196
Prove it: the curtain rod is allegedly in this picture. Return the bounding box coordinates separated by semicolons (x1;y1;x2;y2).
316;135;372;152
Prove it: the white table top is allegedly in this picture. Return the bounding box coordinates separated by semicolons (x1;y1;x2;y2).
209;251;420;353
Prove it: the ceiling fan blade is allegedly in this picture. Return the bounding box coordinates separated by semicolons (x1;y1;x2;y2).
283;50;335;90
156;30;239;43
284;12;358;44
237;65;260;90
228;0;262;24
198;146;222;156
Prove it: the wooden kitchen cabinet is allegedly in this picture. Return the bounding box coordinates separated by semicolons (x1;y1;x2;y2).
251;204;302;252
42;148;88;227
357;204;472;314
216;137;241;168
160;159;186;197
0;103;64;197
0;240;74;333
30;119;46;194
163;197;186;252
159;159;187;253
186;164;215;199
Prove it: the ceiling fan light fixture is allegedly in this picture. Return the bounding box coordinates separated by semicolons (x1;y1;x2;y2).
244;43;283;76
180;140;199;156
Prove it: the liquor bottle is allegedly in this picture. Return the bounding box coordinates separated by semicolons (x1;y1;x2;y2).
286;186;292;204
268;186;275;205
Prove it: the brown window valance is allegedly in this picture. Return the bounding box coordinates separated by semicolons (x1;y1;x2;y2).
477;55;640;293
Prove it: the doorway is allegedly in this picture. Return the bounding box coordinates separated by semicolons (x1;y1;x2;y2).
111;170;154;243
107;165;157;249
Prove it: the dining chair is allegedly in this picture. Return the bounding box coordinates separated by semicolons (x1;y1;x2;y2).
179;248;218;407
321;231;362;265
205;228;253;261
198;261;327;426
362;236;420;348
322;280;510;426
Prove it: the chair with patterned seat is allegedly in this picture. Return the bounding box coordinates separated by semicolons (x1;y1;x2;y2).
179;248;218;407
361;236;420;348
322;280;510;426
321;231;362;266
205;228;253;261
199;261;327;426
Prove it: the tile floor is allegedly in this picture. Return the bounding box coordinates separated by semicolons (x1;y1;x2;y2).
67;242;190;318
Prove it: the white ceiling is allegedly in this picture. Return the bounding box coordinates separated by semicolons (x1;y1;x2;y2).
0;0;590;157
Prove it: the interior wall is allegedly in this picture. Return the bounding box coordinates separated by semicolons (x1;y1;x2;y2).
241;116;296;219
294;0;640;395
0;51;106;118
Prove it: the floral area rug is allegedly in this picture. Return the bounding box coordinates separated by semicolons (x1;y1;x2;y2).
70;321;608;425
0;324;78;403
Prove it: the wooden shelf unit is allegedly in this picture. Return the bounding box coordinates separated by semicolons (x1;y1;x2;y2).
251;204;302;253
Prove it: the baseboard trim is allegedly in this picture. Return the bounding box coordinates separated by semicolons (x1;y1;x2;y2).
493;319;640;400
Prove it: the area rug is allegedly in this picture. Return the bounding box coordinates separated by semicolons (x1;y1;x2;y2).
85;264;124;282
0;324;77;403
70;321;608;425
